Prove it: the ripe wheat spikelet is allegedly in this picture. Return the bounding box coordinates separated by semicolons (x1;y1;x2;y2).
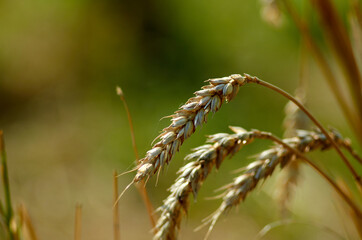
153;128;351;240
153;127;261;240
133;75;246;183
202;129;350;237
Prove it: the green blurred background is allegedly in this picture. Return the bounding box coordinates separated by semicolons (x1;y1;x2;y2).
0;0;360;239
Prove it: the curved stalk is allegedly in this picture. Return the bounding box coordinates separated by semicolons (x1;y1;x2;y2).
266;133;361;217
116;87;157;230
244;75;361;187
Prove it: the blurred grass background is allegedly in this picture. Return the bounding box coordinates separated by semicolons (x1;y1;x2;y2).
0;0;360;239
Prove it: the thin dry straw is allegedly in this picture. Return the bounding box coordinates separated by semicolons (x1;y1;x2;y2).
133;75;246;184
153;128;359;240
74;204;82;240
116;86;157;229
243;74;362;187
342;141;362;165
113;171;120;240
201;130;361;239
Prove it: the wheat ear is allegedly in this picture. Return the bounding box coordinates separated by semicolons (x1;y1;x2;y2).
202;129;361;239
153;128;357;240
153;127;266;240
132;74;360;187
133;75;246;183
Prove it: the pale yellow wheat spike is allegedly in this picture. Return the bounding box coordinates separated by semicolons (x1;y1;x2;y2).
134;75;246;184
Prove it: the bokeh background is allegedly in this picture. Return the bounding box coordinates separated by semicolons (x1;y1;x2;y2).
0;0;361;239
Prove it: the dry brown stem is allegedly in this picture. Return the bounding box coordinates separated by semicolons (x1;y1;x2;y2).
113;171;120;240
244;74;362;187
117;86;157;229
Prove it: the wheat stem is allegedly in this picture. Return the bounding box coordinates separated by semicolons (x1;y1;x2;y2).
0;130;15;240
342;141;362;165
116;86;157;229
245;75;362;187
113;171;121;240
116;87;139;160
266;134;361;217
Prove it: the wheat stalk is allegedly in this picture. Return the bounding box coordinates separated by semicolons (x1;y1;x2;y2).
116;86;157;229
244;75;361;186
201;129;359;239
153;128;355;240
133;75;246;183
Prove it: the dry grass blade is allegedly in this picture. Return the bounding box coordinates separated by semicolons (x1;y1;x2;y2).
202;129;361;239
18;204;38;240
113;171;120;240
74;204;82;240
133;75;246;183
116;86;157;229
